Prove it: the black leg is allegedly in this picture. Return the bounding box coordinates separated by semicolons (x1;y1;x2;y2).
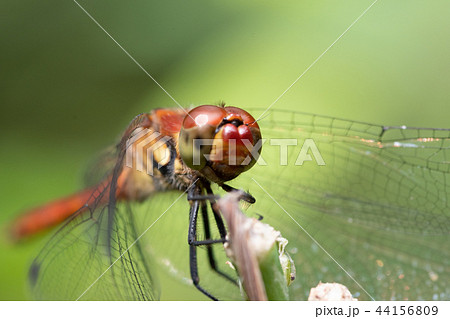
188;189;218;301
220;184;256;204
187;196;225;245
187;182;255;300
200;201;237;285
186;191;227;239
204;184;228;239
189;245;218;300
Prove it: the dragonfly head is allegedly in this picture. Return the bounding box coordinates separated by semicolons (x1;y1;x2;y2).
179;105;262;182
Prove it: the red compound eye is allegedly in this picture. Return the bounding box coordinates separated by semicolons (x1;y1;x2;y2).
179;105;262;182
182;105;227;130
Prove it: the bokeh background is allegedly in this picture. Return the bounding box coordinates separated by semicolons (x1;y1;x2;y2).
1;0;449;300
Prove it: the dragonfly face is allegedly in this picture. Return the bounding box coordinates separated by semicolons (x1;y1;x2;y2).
12;105;450;301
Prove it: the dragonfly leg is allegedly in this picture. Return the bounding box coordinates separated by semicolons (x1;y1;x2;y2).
200;201;238;286
189;244;218;301
187;194;219;201
190;238;226;245
204;184;228;239
220;184;256;204
186;190;227;244
188;191;219;301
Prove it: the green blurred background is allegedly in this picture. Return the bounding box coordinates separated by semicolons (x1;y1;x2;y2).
1;0;449;300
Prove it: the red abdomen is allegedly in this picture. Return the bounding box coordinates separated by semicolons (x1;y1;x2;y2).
10;185;103;240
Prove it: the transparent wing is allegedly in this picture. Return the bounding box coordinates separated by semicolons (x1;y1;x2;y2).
83;145;119;187
29;198;159;300
29;114;160;300
230;108;450;300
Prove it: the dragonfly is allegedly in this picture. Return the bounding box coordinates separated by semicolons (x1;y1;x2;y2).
10;105;450;301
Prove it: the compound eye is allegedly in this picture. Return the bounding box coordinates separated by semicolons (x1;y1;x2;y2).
179;105;262;182
179;105;227;170
221;107;262;173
